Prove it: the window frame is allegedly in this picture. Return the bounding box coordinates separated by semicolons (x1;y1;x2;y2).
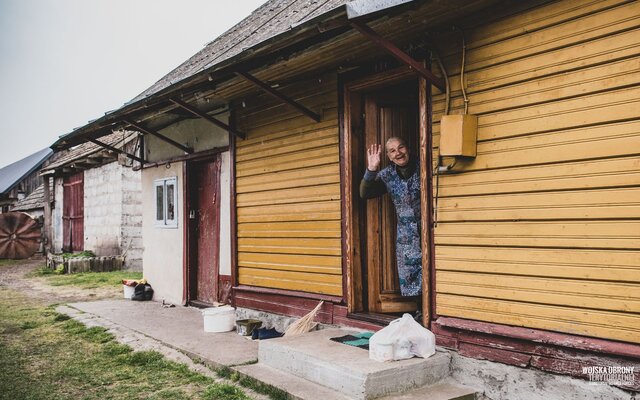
154;176;178;228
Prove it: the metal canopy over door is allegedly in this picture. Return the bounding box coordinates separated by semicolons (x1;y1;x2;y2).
363;81;420;314
188;156;221;306
62;171;84;252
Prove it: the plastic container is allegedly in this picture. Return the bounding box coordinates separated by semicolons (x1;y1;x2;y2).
202;306;235;333
236;319;262;336
123;284;135;299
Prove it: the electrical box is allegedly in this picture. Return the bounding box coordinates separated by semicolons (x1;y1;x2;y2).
440;114;478;157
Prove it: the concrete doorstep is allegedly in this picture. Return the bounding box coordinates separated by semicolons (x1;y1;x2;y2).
56;299;479;400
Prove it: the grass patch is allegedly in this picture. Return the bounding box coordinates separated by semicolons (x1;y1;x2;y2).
203;384;251;400
217;366;289;400
31;269;143;289
0;286;251;400
0;259;19;267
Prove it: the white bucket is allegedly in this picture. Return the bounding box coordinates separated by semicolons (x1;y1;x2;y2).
202;306;235;333
123;284;135;299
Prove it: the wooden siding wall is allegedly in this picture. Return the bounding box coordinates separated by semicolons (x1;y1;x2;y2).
235;73;342;296
432;0;640;344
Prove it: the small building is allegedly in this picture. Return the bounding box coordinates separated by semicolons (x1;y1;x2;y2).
42;131;143;270
51;0;639;394
0;148;52;213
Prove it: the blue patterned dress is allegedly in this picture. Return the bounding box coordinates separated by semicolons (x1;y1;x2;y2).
363;159;422;296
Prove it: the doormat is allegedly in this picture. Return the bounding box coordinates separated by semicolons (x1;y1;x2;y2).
330;332;374;350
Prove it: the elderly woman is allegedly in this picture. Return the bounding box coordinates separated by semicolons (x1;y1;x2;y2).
359;137;422;297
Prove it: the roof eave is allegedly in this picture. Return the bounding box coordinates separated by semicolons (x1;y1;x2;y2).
51;4;352;151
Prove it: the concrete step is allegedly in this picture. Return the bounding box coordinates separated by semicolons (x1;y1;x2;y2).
380;379;479;400
257;328;452;400
236;363;353;400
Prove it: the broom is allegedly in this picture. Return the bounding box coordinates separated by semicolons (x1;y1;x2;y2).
284;301;324;337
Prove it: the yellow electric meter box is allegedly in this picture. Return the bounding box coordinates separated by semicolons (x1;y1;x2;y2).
440;114;478;157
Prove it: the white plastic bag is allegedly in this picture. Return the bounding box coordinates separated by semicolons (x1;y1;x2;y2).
369;313;436;362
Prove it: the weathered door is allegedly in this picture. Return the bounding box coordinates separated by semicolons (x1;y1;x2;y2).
188;157;221;306
364;82;419;313
62;172;84;252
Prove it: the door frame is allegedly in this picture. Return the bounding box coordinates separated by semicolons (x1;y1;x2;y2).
184;155;222;307
340;65;435;326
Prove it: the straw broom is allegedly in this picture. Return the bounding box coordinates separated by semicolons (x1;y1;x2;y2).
284;301;324;337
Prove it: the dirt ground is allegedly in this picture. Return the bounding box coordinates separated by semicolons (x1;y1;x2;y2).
0;256;121;303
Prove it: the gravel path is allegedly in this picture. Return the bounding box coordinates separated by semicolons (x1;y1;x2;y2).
0;257;120;303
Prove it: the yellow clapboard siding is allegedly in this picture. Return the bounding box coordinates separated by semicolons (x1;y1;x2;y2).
435;221;640;249
465;27;640;92
429;0;640;344
436;246;640;282
461;0;629;51
238;221;341;238
437;271;640;312
236;145;339;177
238;253;342;275
436;120;640;171
239;107;339;139
238;237;341;256
436;294;640;343
237;200;341;223
238;252;341;269
435;157;640;197
237;164;341;194
472;86;640;141
237;119;337;147
437;187;640;221
241;91;337;129
236;127;338;162
435;58;640;116
238;267;342;296
461;1;640;72
237;183;340;207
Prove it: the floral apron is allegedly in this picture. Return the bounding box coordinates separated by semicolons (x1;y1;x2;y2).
378;160;422;296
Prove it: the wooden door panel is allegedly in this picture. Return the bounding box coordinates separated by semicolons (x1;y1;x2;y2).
189;157;221;305
63;172;84;252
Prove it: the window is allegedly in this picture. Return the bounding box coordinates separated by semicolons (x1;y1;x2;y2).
154;177;177;228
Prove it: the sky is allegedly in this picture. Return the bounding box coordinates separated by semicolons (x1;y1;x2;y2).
0;0;266;168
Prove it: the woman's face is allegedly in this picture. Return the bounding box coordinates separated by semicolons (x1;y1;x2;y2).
386;139;409;167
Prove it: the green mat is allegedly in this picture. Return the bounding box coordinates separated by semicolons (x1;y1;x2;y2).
329;332;374;350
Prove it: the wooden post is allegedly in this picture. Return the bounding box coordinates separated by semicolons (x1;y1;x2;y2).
42;175;52;254
418;76;432;327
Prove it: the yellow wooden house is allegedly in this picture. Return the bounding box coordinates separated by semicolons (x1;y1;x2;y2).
52;0;639;391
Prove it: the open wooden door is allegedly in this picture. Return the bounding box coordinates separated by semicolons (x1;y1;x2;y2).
363;82;420;314
187;156;221;306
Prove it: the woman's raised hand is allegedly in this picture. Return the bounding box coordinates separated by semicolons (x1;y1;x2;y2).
367;144;382;171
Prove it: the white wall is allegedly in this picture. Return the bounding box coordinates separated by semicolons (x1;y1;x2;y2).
83;161;143;270
120;163;143;270
52;178;64;252
141;162;184;304
219;151;231;276
84;162;122;256
145;114;229;163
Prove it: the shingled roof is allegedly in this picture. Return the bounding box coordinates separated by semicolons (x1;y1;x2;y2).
0;148;52;195
43;131;138;172
12;183;45;212
131;0;348;103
